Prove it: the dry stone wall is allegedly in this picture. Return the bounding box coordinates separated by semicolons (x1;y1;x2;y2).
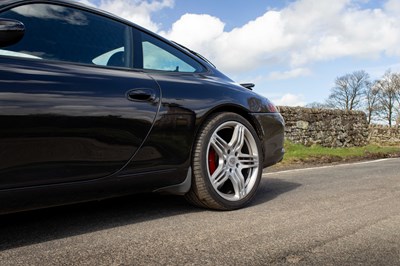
369;125;400;146
278;106;369;147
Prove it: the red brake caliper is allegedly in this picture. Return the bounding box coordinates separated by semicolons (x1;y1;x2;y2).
208;148;217;175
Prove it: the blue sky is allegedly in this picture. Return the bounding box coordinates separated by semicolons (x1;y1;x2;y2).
155;0;294;31
80;0;400;107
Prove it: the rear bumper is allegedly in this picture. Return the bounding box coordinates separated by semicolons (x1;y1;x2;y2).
251;112;285;168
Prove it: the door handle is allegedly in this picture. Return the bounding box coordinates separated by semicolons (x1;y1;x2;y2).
126;88;155;102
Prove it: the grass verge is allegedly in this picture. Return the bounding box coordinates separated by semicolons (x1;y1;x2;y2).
271;141;400;170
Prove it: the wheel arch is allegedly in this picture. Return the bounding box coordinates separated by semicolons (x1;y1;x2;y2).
198;104;264;144
190;104;266;170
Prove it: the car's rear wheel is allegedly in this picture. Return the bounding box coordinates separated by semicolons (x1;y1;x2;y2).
185;112;262;210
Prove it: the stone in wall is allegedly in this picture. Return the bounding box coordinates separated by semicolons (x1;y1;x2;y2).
278;106;369;148
368;125;400;146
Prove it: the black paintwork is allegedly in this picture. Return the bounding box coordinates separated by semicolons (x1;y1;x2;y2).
0;0;284;214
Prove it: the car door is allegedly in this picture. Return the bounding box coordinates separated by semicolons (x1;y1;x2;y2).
0;2;160;189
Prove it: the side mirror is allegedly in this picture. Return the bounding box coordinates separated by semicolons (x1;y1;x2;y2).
0;18;25;47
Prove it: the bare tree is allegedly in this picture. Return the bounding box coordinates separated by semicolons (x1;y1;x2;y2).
374;70;400;127
397;83;400;126
396;89;400;126
364;80;380;124
327;70;370;111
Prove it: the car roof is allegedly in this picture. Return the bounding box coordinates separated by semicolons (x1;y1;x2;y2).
0;0;145;33
0;0;21;9
0;0;53;8
2;0;158;30
1;0;100;13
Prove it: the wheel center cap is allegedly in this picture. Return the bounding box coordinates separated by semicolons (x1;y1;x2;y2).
228;156;237;167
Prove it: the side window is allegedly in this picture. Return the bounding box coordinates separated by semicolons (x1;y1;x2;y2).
140;32;204;73
0;3;131;68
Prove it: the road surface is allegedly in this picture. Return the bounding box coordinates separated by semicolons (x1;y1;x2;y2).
1;158;399;265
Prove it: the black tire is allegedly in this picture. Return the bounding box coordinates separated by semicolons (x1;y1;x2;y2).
185;112;263;210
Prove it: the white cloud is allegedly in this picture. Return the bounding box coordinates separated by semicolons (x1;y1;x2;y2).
162;10;293;73
160;13;226;65
162;0;400;75
267;68;312;80
271;93;306;107
287;2;400;66
78;0;400;80
79;0;174;32
384;0;400;15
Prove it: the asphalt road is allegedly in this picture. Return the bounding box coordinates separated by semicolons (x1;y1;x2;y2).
1;158;399;265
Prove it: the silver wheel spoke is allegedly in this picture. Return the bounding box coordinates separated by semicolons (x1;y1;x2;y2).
230;169;246;199
238;154;259;169
211;133;228;156
211;167;229;189
229;124;245;152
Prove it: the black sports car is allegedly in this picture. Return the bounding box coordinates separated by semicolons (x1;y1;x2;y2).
0;0;284;213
